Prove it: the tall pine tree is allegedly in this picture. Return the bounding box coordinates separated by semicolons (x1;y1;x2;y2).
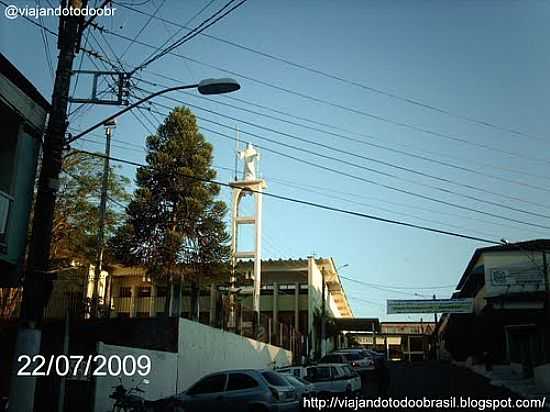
112;107;230;318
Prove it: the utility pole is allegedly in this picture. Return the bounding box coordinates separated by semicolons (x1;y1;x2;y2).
321;267;326;358
90;120;115;318
433;294;439;361
9;1;86;411
543;251;549;362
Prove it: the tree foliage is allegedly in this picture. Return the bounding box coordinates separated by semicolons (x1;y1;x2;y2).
110;107;231;315
51;151;131;269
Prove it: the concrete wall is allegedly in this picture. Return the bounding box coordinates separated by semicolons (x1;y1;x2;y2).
94;342;178;412
176;318;292;392
534;363;550;393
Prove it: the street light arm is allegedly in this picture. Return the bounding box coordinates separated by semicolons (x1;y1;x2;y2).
65;84;199;145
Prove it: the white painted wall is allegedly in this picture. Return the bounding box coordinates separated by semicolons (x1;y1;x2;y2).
93;342;178;412
177;318;292;392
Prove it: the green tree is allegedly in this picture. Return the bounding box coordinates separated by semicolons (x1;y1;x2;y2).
111;107;230;318
52;152;131;269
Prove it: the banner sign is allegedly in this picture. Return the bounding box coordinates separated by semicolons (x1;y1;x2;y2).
386;298;473;314
485;263;544;297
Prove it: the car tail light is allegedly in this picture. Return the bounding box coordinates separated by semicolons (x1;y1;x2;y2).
352;362;358;367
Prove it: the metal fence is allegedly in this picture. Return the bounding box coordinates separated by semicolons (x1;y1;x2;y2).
1;287;305;361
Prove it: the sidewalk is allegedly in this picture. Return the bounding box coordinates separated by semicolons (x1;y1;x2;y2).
454;361;550;409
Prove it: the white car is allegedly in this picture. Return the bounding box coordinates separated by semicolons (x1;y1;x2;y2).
303;363;362;395
276;366;308;379
320;352;374;372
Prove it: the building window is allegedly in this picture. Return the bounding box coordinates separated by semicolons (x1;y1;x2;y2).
135;312;150;319
260;284;274;295
119;287;131;298
278;284;297;295
156;286;168;297
0;103;20;196
299;284;308;295
137;287;151;297
117;312;130;319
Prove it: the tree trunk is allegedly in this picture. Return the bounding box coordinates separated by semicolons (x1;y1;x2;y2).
190;279;200;321
163;277;173;317
172;279;181;317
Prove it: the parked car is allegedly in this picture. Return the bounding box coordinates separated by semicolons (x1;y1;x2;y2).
320;352;374;372
281;374;316;403
172;369;298;412
275;366;308;379
303;364;361;395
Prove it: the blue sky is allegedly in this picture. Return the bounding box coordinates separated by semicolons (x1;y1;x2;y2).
2;0;549;321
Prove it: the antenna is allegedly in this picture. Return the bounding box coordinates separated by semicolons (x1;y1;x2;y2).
234;125;240;181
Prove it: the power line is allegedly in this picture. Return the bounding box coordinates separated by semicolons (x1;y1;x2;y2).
143;69;550;185
120;0;166;59
89;23;550;165
22;13;550;182
340;275;456;291
346;295;386;308
71;131;538;238
72;148;504;245
137;0;218;68
141;102;550;230
137;87;550;214
129;0;249;74
118;2;547;145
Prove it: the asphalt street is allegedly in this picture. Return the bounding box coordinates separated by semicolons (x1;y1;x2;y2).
311;361;541;412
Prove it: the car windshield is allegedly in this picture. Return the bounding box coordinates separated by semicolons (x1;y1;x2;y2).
284;375;305;388
261;371;288;387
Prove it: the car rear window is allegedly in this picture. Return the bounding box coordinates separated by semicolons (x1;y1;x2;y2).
261;371;288;386
306;366;331;381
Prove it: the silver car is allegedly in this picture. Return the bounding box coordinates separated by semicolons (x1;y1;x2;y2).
176;369;299;412
303;364;362;395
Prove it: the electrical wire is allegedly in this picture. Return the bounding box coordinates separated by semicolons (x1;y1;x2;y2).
137;0;218;69
140;102;550;230
88;24;550;165
120;0;166;59
70;131;541;238
137;87;550;214
129;0;249;74
71;148;505;245
15;13;549;184
142;69;550;185
118;2;547;145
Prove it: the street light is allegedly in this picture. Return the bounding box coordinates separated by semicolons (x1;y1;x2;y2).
65;78;240;145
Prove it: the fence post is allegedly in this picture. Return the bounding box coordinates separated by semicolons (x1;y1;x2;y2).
280;322;283;347
268;318;272;344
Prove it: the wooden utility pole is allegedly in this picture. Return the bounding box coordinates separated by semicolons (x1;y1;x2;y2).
9;1;86;411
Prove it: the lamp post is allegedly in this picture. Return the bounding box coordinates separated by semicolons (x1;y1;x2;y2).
65;78;240;144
